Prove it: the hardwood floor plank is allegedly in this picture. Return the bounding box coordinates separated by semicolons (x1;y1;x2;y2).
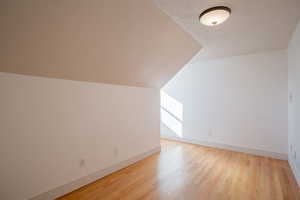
57;139;300;200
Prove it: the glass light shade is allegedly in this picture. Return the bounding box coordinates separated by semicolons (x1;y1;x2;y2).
200;7;231;26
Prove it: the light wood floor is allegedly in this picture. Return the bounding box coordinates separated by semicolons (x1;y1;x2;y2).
57;139;300;200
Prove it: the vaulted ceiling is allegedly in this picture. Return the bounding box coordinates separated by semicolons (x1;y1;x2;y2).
0;0;201;88
155;0;300;61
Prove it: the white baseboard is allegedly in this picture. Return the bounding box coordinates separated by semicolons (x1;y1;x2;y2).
161;136;287;160
288;157;300;188
29;146;161;200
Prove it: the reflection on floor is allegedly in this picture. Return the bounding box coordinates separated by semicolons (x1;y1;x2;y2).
57;139;300;200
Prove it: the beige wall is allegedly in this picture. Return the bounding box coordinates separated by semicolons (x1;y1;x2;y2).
0;72;161;200
0;1;200;198
288;20;300;186
161;50;288;156
0;0;201;88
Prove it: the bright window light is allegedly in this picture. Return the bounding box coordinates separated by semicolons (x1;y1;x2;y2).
160;91;183;121
160;90;183;138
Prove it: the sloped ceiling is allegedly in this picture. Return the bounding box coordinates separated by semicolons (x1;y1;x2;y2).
155;0;300;61
0;0;201;88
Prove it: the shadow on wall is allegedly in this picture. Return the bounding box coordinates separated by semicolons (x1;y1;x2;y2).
160;90;183;138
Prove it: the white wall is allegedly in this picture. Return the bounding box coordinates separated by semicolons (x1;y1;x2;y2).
288;21;300;186
161;50;288;155
0;72;160;200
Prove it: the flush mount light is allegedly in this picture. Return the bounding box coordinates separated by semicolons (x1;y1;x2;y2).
199;6;231;26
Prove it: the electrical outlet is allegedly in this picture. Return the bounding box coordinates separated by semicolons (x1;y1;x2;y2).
79;159;85;167
289;91;294;103
294;151;297;159
114;147;119;157
208;129;213;137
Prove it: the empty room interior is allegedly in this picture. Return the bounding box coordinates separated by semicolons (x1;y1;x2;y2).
1;0;300;199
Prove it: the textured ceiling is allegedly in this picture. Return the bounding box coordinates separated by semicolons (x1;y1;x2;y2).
155;0;300;61
0;0;201;88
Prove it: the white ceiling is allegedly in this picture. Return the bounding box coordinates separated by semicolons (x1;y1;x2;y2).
155;0;300;62
0;0;200;88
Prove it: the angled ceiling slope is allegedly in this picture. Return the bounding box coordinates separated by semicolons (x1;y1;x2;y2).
0;0;201;88
155;0;300;61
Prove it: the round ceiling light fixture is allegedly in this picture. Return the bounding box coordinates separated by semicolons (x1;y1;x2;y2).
199;6;231;26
